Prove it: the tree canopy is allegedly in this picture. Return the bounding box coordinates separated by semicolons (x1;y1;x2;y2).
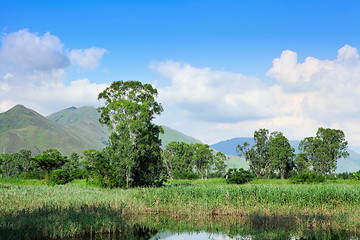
33;149;68;185
298;127;348;175
237;129;294;179
97;80;164;188
162;141;227;180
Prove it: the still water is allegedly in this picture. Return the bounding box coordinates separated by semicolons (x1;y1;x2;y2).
102;214;357;240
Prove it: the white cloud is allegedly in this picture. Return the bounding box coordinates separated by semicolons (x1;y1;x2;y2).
267;45;360;122
151;60;275;122
0;29;108;115
0;29;69;74
153;46;360;148
68;47;107;70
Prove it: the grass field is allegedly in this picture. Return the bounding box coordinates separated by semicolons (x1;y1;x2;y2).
1;178;360;239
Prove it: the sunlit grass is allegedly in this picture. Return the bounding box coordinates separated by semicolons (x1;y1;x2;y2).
0;177;46;185
1;179;360;239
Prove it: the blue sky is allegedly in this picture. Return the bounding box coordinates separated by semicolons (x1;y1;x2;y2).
1;0;360;147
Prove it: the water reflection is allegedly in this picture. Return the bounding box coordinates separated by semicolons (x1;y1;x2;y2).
123;214;357;240
151;231;252;240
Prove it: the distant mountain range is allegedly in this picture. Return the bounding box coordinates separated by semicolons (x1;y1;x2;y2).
210;137;360;173
0;105;209;156
3;104;356;172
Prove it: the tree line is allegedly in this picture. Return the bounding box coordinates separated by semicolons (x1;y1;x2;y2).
0;80;227;187
0;80;352;186
237;127;349;179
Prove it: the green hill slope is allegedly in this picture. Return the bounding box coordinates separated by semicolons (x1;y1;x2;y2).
159;126;202;147
0;105;88;156
47;106;203;148
47;106;110;150
0;105;240;172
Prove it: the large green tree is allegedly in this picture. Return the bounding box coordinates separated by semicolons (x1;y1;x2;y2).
299;127;349;175
237;129;295;178
0;149;32;177
32;149;68;185
267;131;295;179
162;141;227;179
98;80;164;188
162;141;193;179
237;128;272;177
192;143;214;179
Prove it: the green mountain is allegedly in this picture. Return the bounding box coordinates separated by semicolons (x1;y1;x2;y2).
0;105;88;156
47;106;202;148
47;106;110;150
0;105;248;170
159;126;202;147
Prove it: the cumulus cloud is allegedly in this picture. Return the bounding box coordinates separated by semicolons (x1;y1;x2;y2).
267;45;360;122
0;29;108;115
0;29;70;74
68;47;107;70
152;45;360;147
151;61;275;122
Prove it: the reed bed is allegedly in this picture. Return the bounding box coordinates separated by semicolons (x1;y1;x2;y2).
1;182;360;239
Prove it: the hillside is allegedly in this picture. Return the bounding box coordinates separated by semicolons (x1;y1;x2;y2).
159;126;202;147
0;105;250;170
211;137;360;173
47;106;202;148
0;105;88;155
47;106;110;150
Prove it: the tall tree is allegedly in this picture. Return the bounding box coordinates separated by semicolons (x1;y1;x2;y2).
162;141;193;179
192;143;214;179
212;151;227;177
98;80;164;188
267;131;295;179
299;128;349;175
237;128;272;177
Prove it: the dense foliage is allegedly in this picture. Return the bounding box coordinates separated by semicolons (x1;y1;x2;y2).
237;129;295;179
297;127;349;175
291;172;325;184
32;149;68;185
0;149;32;177
237;127;349;179
225;168;254;184
97;80;164;188
162;141;227;180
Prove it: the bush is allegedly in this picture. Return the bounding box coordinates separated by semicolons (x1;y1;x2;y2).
225;168;255;184
50;169;71;185
70;169;86;180
172;171;199;180
337;172;352;180
291;172;325;184
353;170;360;180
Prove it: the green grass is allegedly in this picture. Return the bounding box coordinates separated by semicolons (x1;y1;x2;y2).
0;177;46;185
167;177;227;185
2;179;360;239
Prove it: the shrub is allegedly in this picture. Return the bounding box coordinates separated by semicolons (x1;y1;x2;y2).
225;168;255;184
291;172;325;184
50;169;71;185
172;171;199;180
353;170;360;180
337;172;352;180
70;169;86;180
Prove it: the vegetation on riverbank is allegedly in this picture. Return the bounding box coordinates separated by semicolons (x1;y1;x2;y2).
1;179;360;239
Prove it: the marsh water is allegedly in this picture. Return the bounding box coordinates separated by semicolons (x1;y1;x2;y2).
86;214;357;240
